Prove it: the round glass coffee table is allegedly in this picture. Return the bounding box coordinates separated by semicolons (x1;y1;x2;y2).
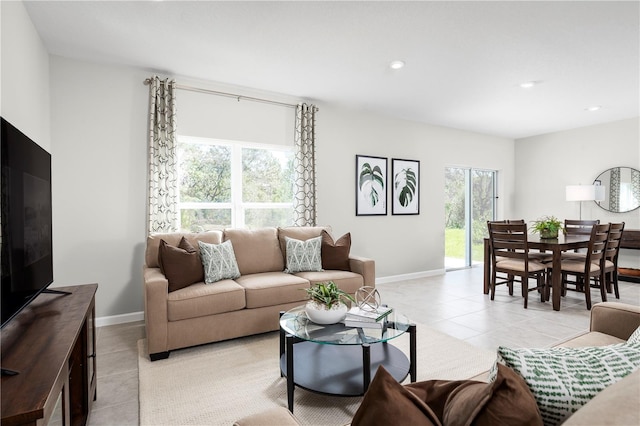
279;305;416;412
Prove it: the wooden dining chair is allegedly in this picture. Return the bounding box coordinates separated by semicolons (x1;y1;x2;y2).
556;223;610;310
562;219;600;261
487;222;547;309
603;222;625;299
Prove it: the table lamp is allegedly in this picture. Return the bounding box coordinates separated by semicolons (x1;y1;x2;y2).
566;185;605;219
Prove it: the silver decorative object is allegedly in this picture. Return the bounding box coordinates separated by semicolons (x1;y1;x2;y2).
355;286;381;312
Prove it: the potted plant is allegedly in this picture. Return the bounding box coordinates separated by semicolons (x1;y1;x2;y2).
303;281;355;324
531;215;563;239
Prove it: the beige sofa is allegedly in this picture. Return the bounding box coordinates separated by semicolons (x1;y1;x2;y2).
143;226;375;360
235;302;640;425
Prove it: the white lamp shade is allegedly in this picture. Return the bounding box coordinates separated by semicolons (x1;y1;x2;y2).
566;185;601;201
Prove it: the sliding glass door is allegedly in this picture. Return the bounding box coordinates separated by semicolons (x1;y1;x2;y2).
445;167;496;269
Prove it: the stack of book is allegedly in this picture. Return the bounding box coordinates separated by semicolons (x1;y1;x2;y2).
342;305;393;329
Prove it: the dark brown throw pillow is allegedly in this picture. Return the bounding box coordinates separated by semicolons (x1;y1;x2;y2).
321;230;351;271
351;366;441;426
158;237;204;292
404;364;542;426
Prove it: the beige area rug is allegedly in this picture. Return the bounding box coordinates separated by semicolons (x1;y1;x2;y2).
138;326;496;426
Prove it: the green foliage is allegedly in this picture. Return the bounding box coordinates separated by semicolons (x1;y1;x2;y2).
359;162;385;207
303;281;355;309
179;143;231;203
394;167;417;207
242;148;293;203
531;216;563;234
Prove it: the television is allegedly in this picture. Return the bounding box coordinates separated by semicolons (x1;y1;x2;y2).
1;117;54;328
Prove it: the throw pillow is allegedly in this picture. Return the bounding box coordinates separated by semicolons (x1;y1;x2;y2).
493;342;640;425
284;236;323;273
198;240;241;284
351;366;441;426
157;237;204;292
352;364;542;426
321;230;351;271
628;325;640;344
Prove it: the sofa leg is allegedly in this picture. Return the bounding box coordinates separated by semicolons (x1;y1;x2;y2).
150;351;170;361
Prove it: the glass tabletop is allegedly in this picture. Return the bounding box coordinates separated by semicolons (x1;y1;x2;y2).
279;305;412;345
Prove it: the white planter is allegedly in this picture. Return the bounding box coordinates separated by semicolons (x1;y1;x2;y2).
305;301;348;325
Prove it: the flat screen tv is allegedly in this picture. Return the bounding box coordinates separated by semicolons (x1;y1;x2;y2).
1;117;54;328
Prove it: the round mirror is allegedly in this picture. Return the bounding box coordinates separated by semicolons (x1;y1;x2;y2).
594;166;640;213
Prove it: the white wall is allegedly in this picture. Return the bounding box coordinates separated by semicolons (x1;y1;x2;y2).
514;118;640;268
49;56;149;317
316;104;515;277
0;0;50;149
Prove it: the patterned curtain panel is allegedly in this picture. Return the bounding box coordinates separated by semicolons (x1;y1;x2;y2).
147;76;179;233
632;168;640;205
609;167;620;213
293;103;318;226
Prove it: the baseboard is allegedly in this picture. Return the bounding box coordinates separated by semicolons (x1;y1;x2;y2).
96;311;144;328
376;269;445;284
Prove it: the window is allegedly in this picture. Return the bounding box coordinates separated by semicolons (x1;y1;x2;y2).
177;136;294;231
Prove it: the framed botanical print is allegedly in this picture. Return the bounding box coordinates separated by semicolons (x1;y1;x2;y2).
356;155;387;216
392;158;419;215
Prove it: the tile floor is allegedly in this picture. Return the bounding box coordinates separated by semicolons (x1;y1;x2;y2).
88;267;640;425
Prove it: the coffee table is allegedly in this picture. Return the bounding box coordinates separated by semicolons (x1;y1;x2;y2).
279;305;416;412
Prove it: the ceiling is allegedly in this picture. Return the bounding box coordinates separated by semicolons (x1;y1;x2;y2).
23;0;640;139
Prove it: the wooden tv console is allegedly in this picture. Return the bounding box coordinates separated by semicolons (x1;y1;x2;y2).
1;284;98;426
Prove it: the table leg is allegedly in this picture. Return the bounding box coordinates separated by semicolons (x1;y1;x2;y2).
286;334;295;413
409;324;417;382
552;248;562;311
484;239;490;294
362;344;371;393
279;312;285;377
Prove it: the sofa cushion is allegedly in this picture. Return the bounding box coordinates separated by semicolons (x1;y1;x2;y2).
494;342;640;425
562;369;640;425
235;272;310;309
158;237;204;292
284;236;323;273
167;281;246;321
146;231;223;268
223;228;284;275
198;240;241;283
321;230;351;271
558;331;626;348
294;270;364;295
278;226;328;259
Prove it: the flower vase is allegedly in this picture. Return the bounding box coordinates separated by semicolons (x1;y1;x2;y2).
304;301;348;325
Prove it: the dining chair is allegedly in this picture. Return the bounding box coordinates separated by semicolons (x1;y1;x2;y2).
562;219;600;261
487;222;547;309
555;223;610;310
603;222;625;299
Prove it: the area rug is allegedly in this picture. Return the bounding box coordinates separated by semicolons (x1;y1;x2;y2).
138;325;496;426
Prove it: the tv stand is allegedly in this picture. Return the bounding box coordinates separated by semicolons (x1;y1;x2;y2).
1;284;98;426
43;288;72;295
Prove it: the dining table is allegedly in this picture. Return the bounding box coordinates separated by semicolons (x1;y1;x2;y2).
483;233;592;311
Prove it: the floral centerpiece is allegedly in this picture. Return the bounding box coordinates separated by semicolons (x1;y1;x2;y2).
303;281;355;324
531;215;563;239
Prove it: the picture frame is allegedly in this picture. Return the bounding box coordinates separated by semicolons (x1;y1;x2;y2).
392;158;420;215
356;155;387;216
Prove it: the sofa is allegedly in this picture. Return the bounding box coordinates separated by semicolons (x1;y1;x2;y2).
234;302;640;425
143;226;375;360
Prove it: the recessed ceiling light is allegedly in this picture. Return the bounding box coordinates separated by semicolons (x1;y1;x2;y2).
519;81;539;89
585;105;602;112
389;60;405;70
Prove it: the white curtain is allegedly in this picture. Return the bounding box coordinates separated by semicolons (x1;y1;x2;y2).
293;103;318;226
147;76;179;233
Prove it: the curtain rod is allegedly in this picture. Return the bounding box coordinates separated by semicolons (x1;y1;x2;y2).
144;78;297;109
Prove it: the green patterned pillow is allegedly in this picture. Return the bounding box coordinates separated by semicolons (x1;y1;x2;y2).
491;343;640;425
198;240;241;283
284;236;323;273
628;325;640;344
